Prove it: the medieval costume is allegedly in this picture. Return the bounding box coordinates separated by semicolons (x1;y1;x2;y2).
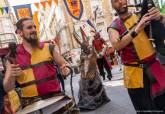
109;13;165;113
3;43;62;110
92;33;112;80
78;43;110;110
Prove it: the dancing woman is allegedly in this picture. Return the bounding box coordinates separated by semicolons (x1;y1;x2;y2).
78;41;110;110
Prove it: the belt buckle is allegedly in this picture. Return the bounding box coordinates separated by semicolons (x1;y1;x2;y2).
139;64;144;68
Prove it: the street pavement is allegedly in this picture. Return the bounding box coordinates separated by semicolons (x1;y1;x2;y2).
65;65;136;114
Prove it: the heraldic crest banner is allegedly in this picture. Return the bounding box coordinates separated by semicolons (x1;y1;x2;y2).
63;0;83;20
14;4;33;19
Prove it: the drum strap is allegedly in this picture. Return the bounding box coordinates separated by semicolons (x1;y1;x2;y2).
49;44;66;92
19;75;57;88
19;60;57;88
21;60;53;70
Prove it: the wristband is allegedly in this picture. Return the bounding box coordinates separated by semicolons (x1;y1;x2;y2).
130;31;138;38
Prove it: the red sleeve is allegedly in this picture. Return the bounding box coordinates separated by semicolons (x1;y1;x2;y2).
101;38;105;44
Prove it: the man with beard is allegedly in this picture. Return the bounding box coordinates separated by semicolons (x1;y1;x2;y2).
3;18;70;108
108;0;165;113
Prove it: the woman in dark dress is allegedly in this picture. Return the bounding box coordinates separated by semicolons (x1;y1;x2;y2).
78;42;110;110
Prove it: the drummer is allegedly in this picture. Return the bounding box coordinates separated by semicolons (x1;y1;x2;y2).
3;18;70;107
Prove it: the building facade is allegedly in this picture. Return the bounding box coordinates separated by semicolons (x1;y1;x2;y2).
3;0;137;54
40;0;115;54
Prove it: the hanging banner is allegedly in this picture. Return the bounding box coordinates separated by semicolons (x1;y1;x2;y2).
47;0;53;7
63;0;83;20
4;7;9;14
41;1;47;9
34;3;40;9
14;4;33;19
86;19;96;31
53;0;58;5
0;7;3;14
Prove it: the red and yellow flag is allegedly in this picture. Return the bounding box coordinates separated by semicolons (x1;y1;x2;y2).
63;0;83;20
14;4;32;19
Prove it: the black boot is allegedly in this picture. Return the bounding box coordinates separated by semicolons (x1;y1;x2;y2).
102;75;105;81
107;71;112;80
100;72;106;81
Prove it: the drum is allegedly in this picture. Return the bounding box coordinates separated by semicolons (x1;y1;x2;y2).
16;95;78;114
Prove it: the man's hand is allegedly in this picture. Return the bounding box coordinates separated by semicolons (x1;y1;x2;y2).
4;61;23;92
135;7;161;33
148;7;161;21
6;62;23;77
135;13;151;33
60;64;70;77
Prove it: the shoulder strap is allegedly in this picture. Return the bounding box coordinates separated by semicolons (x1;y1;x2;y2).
48;44;65;92
19;76;57;88
21;61;53;70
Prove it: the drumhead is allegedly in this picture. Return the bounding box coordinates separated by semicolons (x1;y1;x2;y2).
17;95;65;114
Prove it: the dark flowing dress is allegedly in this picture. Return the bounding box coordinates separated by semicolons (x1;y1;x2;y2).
78;47;110;110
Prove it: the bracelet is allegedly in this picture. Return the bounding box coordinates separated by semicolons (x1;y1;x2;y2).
130;31;138;38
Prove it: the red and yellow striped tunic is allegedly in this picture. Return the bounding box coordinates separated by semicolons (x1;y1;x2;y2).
16;43;60;97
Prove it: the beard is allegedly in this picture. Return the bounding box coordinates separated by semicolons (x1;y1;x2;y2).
116;7;128;15
23;33;39;48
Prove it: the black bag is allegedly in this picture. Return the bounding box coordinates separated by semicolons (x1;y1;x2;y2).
141;0;165;55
